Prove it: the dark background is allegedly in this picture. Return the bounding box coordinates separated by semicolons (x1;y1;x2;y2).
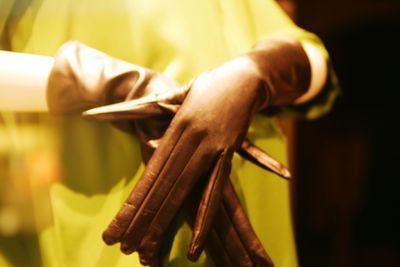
278;0;400;266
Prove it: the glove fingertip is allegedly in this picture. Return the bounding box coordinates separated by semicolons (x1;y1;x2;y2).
258;257;275;267
187;242;202;262
238;138;292;180
150;261;162;267
139;256;151;266
120;242;136;255
188;151;231;262
252;249;274;267
102;227;120;245
138;246;162;266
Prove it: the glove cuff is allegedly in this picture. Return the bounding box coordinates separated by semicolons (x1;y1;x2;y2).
46;41;154;114
248;38;311;110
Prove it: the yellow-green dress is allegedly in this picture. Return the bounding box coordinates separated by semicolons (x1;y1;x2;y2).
0;0;339;266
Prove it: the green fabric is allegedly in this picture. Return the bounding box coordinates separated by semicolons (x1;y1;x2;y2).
0;1;339;266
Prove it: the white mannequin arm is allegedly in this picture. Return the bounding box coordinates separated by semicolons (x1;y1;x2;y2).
0;50;53;112
294;42;328;104
0;44;327;112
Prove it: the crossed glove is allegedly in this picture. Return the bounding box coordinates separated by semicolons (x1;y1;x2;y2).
47;39;310;266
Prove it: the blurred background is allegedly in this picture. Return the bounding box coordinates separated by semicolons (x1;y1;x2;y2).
277;0;400;266
1;0;400;266
0;113;60;266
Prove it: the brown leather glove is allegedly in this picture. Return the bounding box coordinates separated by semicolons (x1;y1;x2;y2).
87;95;283;267
47;41;288;266
89;99;284;267
90;39;309;265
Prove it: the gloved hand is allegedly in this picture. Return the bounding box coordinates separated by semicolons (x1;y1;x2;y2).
92;39;310;265
87;95;289;267
46;41;289;266
87;91;290;267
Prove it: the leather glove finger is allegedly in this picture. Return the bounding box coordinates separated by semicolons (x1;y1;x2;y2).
101;121;187;247
81;85;189;121
187;149;233;261
125;131;218;257
182;172;272;267
136;149;233;264
222;179;274;267
185;156;273;266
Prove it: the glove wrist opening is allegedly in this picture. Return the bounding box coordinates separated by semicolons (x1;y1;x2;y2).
247;38;312;111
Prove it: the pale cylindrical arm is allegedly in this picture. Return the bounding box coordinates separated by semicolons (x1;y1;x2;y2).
0;43;326;112
0;50;53;112
294;42;328;105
